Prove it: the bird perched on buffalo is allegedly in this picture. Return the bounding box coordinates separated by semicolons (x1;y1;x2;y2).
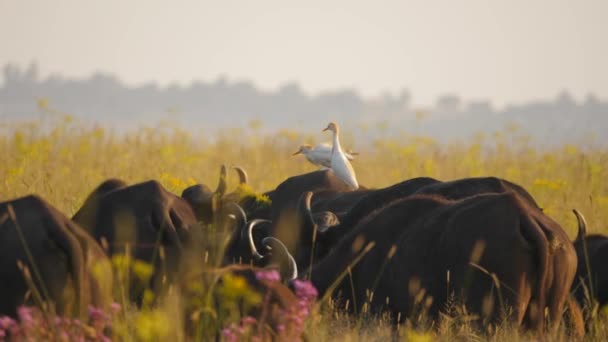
322;122;359;190
292;142;357;169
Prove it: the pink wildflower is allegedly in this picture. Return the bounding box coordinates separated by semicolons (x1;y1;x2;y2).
16;306;33;324
0;316;16;330
110;302;121;314
292;279;318;302
255;269;281;283
222;327;237;342
88;305;107;322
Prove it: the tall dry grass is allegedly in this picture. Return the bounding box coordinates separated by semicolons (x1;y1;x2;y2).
1;116;608;340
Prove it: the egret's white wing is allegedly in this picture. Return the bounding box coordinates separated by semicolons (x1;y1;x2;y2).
312;143;332;154
306;154;331;168
309;144;333;167
302;146;332;168
299;141;355;170
319;141;356;161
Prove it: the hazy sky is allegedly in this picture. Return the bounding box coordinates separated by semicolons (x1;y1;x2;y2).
1;0;606;106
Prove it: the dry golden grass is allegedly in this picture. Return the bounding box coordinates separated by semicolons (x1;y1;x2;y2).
1;117;608;341
2;118;607;237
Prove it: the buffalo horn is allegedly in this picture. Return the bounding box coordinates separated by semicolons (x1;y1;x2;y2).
215;164;227;197
572;209;588;242
243;219;271;261
232;166;249;185
262;236;298;281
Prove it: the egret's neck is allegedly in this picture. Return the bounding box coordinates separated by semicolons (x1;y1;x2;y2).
332;129;343;154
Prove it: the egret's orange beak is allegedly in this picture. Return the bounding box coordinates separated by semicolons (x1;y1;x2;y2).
292;150;302;156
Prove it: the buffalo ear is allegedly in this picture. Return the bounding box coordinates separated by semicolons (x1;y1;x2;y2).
313;211;340;233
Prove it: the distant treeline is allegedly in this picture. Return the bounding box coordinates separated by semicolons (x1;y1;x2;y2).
1;63;606;145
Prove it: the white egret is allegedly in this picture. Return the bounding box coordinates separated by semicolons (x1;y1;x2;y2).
322;122;359;190
292;142;357;169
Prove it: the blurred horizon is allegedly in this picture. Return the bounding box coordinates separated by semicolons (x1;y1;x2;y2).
1;1;607;107
1;61;607;147
3;61;606;106
1;1;607;146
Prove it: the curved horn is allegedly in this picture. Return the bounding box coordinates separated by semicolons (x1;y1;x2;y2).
243;219;270;261
573;209;588;242
232;166;248;185
225;202;247;226
298;191;316;230
215;165;227;196
262;237;298;281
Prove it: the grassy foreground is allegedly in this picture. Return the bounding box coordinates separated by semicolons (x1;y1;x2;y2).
1;117;608;341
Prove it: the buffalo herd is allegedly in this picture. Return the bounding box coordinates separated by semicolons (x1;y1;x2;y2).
2;165;607;338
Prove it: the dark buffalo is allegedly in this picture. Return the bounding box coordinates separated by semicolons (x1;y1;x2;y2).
414;176;540;208
220;204;299;281
73;180;200;300
309;176;538;238
308;176;538;231
182;165;270;225
235;193;274;222
269;169;355;222
221;204;271;265
291;177;440;269
0;195;112;318
267;170;368;258
230;175;541;272
225;169;365;225
181;165;229;224
222;170;366;267
296;176;540;268
222;166;275;222
297;192;577;336
72;178;128;228
571;209;608;308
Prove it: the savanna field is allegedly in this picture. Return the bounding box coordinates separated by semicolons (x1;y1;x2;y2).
2;115;608;341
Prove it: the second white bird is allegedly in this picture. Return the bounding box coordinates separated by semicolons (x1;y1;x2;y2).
292;142;357;169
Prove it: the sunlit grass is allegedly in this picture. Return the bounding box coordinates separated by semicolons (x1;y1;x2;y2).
2;117;607;237
1;117;608;340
